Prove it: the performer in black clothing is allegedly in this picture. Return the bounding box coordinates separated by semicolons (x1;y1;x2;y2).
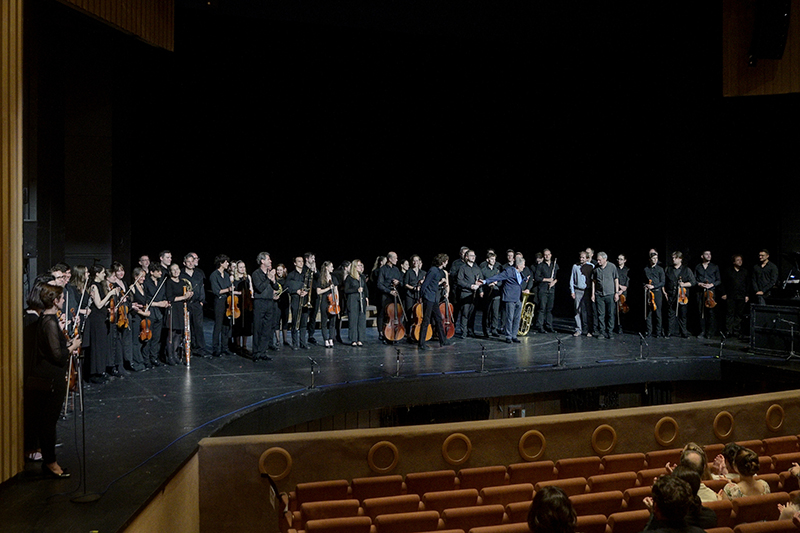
418;254;451;350
286;256;312;350
456;249;482;338
303;252;319;345
403;255;426;312
251;251;280;360
182;253;208;356
534;249;558;333
316;261;339;347
376;251;403;342
26;283;81;478
615;254;630;334
85;265;117;382
165;263;193;365
694;250;721;338
209;254;235;357
332;260;350;344
231;260;254;355
142;266;168;367
643;251;665;338
752;248;779;305
107;262;135;373
128;267;151;370
480;252;502;337
344;260;369;346
664;251;696;338
721;254;749;338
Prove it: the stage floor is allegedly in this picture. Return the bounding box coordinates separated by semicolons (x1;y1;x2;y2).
2;317;799;533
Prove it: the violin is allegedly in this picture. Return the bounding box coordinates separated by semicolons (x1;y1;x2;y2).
677;277;689;305
226;284;241;322
139;316;152;341
646;279;657;311
617;293;630;314
327;285;341;316
383;291;406;342
704;288;717;308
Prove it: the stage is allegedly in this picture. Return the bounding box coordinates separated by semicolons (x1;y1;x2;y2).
3;317;800;533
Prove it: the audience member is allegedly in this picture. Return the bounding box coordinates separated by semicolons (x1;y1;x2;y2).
642;475;706;532
718;446;769;499
528;485;576;533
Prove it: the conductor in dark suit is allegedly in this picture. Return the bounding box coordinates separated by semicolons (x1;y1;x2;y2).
480;256;529;343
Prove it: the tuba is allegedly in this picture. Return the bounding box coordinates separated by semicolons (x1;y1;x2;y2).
518;292;536;336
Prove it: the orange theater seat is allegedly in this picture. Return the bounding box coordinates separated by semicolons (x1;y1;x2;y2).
422;488;479;514
771;452;800;474
294;479;351;508
555;456;602;479
733;521;800;533
645;448;682;469
601;452;646;474
304;516;372;533
622;486;652;512
479;483;534;507
763;436;800;456
470;524;532;533
507;461;556;485
569;490;624;517
299;499;361;529
361;494;422;520
504;501;532;524
607;509;651;533
350;475;404;502
373;510;441;533
574;514;607;533
587;471;638;493
440;503;506;531
731;491;789;524
637;467;668;487
458;465;509;491
405;469;457;496
704;498;734;528
534;477;588;497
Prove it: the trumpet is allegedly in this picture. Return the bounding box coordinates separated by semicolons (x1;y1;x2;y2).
518;292;536;336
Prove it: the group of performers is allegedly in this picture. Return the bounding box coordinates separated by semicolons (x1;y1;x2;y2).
25;246;782;387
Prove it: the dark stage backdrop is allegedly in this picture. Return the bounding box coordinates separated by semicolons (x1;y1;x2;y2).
114;4;794;295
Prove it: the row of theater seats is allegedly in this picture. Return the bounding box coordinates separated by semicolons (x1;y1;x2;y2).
282;435;800;533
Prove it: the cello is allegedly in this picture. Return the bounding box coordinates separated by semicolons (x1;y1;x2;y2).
383;290;406;342
409;286;432;342
439;272;455;340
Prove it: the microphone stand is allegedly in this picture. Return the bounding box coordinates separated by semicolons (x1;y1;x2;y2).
717;332;726;359
479;343;487;373
638;332;649;360
556;335;564;367
393;349;402;378
307;357;318;389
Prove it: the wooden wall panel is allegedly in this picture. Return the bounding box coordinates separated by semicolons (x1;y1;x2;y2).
58;0;174;51
723;0;800;96
0;0;24;483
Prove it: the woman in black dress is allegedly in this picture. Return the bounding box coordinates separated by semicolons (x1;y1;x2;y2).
316;261;339;347
85;265;118;383
27;283;82;478
231;260;253;355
